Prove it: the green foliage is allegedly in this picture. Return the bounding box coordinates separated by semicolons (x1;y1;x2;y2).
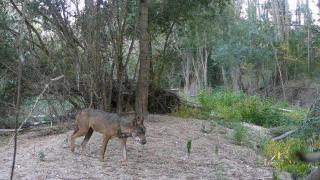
174;90;305;128
198;90;244;121
197;90;302;127
263;139;316;178
233;124;247;145
173;105;200;119
272;170;280;180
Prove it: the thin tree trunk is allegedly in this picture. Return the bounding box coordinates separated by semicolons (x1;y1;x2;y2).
11;1;25;177
107;62;115;111
135;0;149;120
202;32;208;89
116;58;124;113
221;65;228;87
296;0;301;25
102;70;107;111
283;0;290;40
271;0;282;40
307;0;311;72
272;44;286;100
231;64;243;92
183;52;191;95
191;54;200;93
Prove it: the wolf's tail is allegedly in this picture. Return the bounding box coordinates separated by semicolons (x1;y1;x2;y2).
297;152;320;163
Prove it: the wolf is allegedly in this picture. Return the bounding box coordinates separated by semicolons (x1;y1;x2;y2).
70;108;146;166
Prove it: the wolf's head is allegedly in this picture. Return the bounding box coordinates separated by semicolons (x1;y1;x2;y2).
131;117;147;145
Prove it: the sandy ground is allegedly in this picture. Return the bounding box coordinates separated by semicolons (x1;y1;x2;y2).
0;115;273;179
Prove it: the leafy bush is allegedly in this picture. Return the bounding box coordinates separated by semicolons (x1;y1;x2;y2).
198;90;244;121
263;139;316;178
197;90;301;127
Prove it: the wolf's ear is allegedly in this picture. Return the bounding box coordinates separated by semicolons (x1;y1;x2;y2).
134;115;144;125
138;116;144;125
132;119;138;126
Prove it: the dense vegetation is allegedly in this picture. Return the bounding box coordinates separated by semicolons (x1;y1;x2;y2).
176;90;304;127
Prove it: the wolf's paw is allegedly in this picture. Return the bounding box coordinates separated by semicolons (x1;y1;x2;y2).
99;157;105;162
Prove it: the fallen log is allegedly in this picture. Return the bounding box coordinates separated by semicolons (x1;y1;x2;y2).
272;129;297;141
0;129;23;135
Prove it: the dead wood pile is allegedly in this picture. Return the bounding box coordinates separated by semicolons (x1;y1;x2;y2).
111;84;181;114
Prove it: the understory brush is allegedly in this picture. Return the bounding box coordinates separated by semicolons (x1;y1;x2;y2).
175;90;305;128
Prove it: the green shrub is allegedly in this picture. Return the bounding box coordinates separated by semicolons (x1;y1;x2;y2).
174;90;305;128
173;105;199;118
37;151;46;161
198;90;244;121
198;90;302;127
263;139;315;178
233;124;247;145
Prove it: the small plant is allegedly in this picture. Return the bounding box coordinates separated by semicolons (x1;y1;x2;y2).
37;151;46;161
64;136;69;144
214;145;219;155
187;139;192;156
272;170;280;180
233;124;247;145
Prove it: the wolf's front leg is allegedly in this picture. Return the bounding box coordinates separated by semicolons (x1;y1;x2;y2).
100;136;110;161
121;138;128;166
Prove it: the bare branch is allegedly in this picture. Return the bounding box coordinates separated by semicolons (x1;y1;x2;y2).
7;75;64;147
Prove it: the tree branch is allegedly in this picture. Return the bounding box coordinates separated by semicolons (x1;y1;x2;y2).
9;0;50;56
7;75;64;147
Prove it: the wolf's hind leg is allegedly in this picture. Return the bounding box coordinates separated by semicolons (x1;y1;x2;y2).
80;127;93;153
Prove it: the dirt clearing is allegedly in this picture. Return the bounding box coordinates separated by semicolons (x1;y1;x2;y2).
0;115;273;179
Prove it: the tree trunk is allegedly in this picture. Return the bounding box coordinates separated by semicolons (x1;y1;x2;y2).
296;0;301;25
221;65;228;87
283;0;290;40
271;0;282;40
107;62;115;111
231;64;244;91
306;0;311;72
135;0;149;120
116;55;124;113
203;33;208;89
183;51;191;95
102;70;107;111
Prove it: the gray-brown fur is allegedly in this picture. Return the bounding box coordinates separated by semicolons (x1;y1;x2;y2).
70;108;146;166
297;151;320;180
297;151;320;163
